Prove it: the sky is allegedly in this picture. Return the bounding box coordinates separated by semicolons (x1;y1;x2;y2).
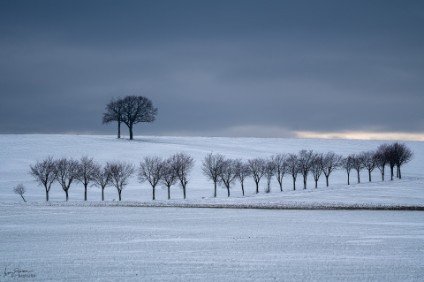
1;0;423;140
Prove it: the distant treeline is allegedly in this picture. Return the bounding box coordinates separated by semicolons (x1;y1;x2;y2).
27;142;412;202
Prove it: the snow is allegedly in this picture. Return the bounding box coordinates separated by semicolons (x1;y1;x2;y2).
0;134;423;206
0;134;423;281
1;206;423;281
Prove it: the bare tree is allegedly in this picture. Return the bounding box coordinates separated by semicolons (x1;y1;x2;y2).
392;142;413;179
160;157;178;200
272;154;287;192
386;144;398;181
93;163;112;201
286;154;300;190
374;144;389;181
322;152;342;187
103;98;124;139
248;158;266;194
13;184;26;202
298;150;314;189
77;156;100;201
220;159;237;197
56;158;80;201
264;159;276;193
108;161;135;201
171;153;194;199
310;153;324;189
138;156;164;200
341;155;354;185
233;159;250;196
120;96;158;140
352;154;364;184
360;151;376;182
29;156;57;201
202;153;225;198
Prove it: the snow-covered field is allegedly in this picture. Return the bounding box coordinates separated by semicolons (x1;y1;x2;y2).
1;135;423;281
1;206;423;281
0;134;423;206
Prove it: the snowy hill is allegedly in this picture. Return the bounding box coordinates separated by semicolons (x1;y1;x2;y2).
1;134;423;207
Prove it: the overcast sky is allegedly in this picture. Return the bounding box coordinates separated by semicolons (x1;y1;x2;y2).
1;0;423;139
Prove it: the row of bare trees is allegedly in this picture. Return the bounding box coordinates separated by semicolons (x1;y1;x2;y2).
29;143;412;201
341;142;413;185
29;153;194;202
202;142;413;197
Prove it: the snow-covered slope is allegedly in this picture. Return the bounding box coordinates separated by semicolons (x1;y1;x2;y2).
1;134;423;207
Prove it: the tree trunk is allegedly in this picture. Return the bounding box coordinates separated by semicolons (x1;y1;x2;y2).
398;166;402;179
118;190;122;201
129;124;134;140
117;121;121;139
292;177;296;191
315;179;318;189
357;170;360;183
303;176;307;190
214;182;217;198
227;186;230;197
152;186;156;200
390;166;394;180
255;181;259;194
368;170;372;182
183;186;186;199
65;190;69;201
102;188;105;201
381;170;385;181
325;175;329;187
241;182;245;196
84;184;88;201
347;172;350;185
167;185;171;200
21;195;26;202
45;188;49;202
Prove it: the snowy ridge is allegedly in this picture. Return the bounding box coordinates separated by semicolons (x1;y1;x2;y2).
5;199;424;210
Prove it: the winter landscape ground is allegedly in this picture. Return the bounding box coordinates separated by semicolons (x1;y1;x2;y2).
1;135;423;281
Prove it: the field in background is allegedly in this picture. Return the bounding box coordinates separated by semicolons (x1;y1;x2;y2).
1;135;424;281
0;134;423;206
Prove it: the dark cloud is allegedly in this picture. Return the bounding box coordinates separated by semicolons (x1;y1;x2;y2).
1;0;423;137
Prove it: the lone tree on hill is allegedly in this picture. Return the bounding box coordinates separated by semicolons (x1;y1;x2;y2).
103;96;157;140
103;98;124;139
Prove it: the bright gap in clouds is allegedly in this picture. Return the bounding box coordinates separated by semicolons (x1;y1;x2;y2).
295;131;424;142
